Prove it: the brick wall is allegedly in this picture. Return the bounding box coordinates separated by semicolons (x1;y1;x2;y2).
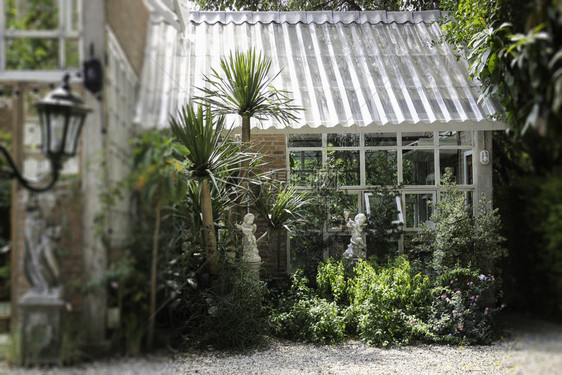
250;133;289;277
12;186;84;315
106;0;149;76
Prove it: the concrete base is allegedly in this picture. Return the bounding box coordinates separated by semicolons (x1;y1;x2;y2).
244;261;261;280
18;293;65;366
0;333;9;360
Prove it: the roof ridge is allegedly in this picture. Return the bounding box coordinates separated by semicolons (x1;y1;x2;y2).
181;10;443;26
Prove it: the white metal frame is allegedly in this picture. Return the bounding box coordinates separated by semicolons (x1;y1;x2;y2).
364;193;404;225
286;130;476;230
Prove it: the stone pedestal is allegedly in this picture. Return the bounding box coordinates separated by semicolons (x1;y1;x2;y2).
18;292;65;366
244;261;261;280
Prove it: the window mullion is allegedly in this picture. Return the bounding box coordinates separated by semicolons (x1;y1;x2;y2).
58;0;66;68
434;131;440;186
397;131;403;184
322;133;327;166
0;0;5;71
360;133;366;188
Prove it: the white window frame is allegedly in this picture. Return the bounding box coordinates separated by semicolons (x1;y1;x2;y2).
0;0;82;78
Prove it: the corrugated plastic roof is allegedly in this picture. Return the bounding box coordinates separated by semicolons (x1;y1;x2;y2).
134;10;506;132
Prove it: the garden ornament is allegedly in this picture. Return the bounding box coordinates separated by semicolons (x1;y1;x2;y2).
236;213;261;263
23;191;62;296
343;213;367;260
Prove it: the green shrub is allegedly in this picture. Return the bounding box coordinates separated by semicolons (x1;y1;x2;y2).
269;270;348;344
270;258;437;347
414;171;506;276
348;258;433;346
316;258;351;304
536;174;562;316
192;262;268;350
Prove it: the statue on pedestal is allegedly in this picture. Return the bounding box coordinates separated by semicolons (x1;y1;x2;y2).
343;213;367;260
23;192;62;296
235;213;261;263
20;192;65;366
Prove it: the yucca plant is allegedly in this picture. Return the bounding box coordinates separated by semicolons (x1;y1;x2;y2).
170;104;257;277
195;48;301;143
254;182;310;273
195;49;302;228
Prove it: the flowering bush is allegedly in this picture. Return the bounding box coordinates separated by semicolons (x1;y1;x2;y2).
429;267;503;344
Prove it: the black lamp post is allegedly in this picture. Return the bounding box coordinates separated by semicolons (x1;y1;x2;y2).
0;74;91;192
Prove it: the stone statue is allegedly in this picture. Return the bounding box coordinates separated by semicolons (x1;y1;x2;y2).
235;213;261;263
23;192;61;295
343;213;367;260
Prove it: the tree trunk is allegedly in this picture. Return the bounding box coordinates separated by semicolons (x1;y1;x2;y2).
237;115;251;234
147;197;161;351
201;178;218;276
241;114;251;144
276;228;282;275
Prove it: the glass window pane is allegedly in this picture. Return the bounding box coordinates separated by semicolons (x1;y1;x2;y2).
365;133;397;146
68;0;81;31
332;150;359;185
327;133;359;147
440;149;473;184
365;194;402;224
439;131;473;146
402;132;434;147
329;194;358;229
6;38;59;70
289;150;322;185
327;235;351;260
405;193;433;228
5;0;58;30
403;149;435;185
287;134;322;147
65;39;81;68
365;150;397;185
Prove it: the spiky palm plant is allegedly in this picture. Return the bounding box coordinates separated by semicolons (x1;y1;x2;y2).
195;48;301;143
170;104;255;276
196;48;302;235
254;182;310;273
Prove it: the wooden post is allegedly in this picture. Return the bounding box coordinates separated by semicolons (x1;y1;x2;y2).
10;83;24;331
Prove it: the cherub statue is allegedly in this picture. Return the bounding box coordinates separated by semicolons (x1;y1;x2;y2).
235;213;261;263
343;213;367;260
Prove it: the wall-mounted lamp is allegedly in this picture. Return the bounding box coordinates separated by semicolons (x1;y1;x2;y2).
0;74;91;192
480;132;490;165
480;149;490;165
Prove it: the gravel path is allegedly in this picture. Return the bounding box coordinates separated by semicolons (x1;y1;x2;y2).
1;314;561;375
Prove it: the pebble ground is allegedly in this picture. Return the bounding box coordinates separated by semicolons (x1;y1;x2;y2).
1;314;560;375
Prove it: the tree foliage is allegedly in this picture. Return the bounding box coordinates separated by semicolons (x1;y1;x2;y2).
130;129;188;350
442;0;562;142
5;0;59;70
194;0;441;11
